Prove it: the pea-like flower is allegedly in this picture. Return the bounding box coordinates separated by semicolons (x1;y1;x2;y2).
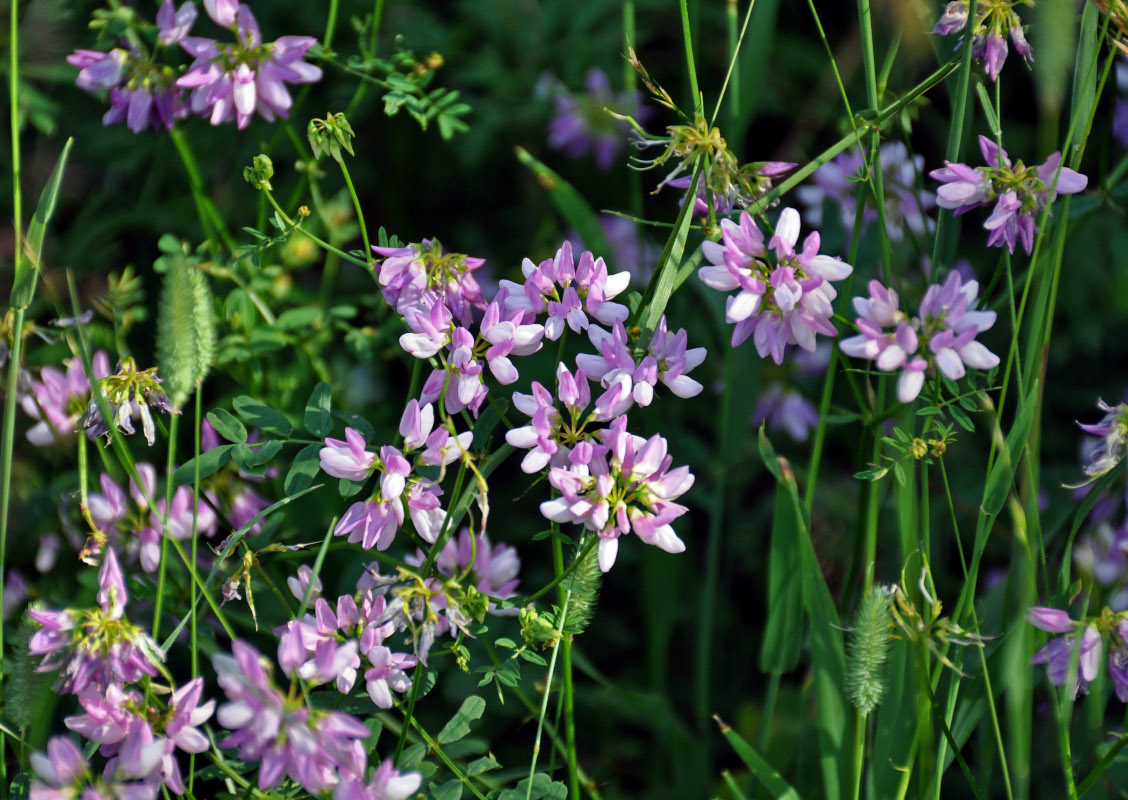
699;207;852;363
932;0;1034;82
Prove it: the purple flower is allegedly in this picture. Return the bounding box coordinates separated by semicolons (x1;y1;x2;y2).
932;1;1033;82
699;207;852;364
1029;610;1104;699
1077;399;1128;479
178;5;322;129
407;527;521;601
499;241;631;341
321;427;376;481
546;68;646;170
506;363;609;473
214;640;371;793
796;142;935;242
753;383;820;442
929;136;1087;254
668;161;797;219
20;351;110;446
373;239;487;324
68;46;188;133
840;272;999;403
29;737;93;800
156;0;198;45
541;416;694;572
336;759;422;800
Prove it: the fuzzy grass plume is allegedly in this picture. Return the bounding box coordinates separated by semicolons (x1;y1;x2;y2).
156;253;216;410
846;586;893;716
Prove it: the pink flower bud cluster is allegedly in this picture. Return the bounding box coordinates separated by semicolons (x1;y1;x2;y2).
19;351;111;446
840;272;1000;404
373;239;487;325
699;207;853;364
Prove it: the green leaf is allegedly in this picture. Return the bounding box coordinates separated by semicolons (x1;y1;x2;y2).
12;138;73;310
948;405;974;432
339;477;367;498
498;774;567;800
514;146;614;268
465;754;501;776
276;306;322;330
232;396;292;436
429;780;462;800
207;409;247;444
334;411;375;441
714;716;801;799
286;444;322;495
304;383;333;437
245;440;283;467
437;696;486;744
173;444;235;486
759;472;804;674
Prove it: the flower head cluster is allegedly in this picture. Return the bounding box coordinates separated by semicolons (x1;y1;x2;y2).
546;68;647;170
178;1;322;129
28;549;163;694
1028;606;1128;700
275;574;418;707
499;241;631;341
541;416;693;572
214;640;375;792
796;142;935;242
667;161;797;219
407;527;521;601
82;358;176;446
319;402;472;549
933;0;1033;81
29;735;157;800
700;207;853;363
372;239;487;325
840;272;999;403
931;135;1087;254
577;317;705;417
754;383;820;442
63;678;214;795
1077;399;1128;479
402;291;546;416
20;351;110;446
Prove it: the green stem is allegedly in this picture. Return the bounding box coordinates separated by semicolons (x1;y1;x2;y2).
526;585;572;800
852;712;867;800
263;189;369;268
191;385;203;677
338;159;372;264
678;0;703;115
152;412;180;637
552;532;579;800
169;128;236;251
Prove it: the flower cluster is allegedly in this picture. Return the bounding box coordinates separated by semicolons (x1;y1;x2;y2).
68;0;321;133
1028;606;1128;700
931;135;1087;254
933;0;1033;81
319;401;472;549
840;272;999;403
407;527;521;602
1077;399;1128;480
28;549;163;694
373;239;487;325
797;142;935;243
30;735;157;800
275;572;419;707
81;358;176;446
699;207;853;363
541;416;694;572
667;161;796;220
20;351;110;446
546;68;647;170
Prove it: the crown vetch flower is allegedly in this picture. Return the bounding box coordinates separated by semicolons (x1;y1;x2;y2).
930;135;1087;254
1077;399;1128;479
321;427;377;481
499;242;631;341
1027;607;1128;700
840;272;999;403
932;0;1034;81
20;351;110;446
506;363;609;473
67;46;188;133
177;4;322;129
547;68;646;170
700;207;852;364
541;416;693;572
215;640;371;792
373;239;486;324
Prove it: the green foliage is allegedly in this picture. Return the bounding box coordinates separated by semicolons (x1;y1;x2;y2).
156;253;217;410
562;541;601;636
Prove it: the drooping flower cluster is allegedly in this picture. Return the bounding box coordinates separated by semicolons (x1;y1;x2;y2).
319;401;472;549
407;527;521;602
372;239;487;324
81;358;176;446
28;549;163;694
933;0;1033;81
546;68;647;170
931;135;1087;254
1028;606;1128;700
541;416;694;572
68;0;322;132
699;207;853;363
1077;399;1128;480
796;142;936;242
839;272;1000;403
667;161;797;219
20;350;110;446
